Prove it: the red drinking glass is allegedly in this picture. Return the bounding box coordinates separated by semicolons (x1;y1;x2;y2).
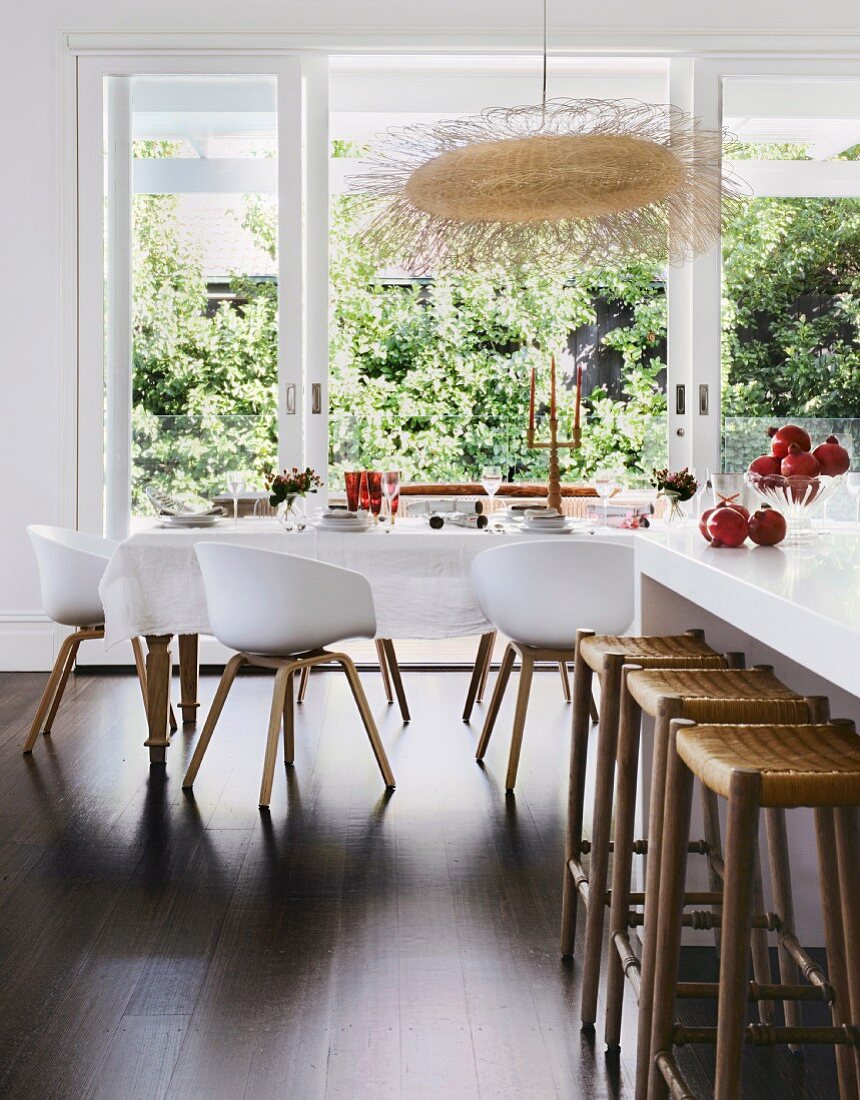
366;471;383;517
358;471;370;512
344;471;362;512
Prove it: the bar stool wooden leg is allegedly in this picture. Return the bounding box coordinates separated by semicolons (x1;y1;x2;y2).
475;644;515;761
815;807;858;1099
559;660;571;702
297;664;310;704
649;719;696;1100
764;807;803;1036
834;805;860;1092
561;630;595;957
701;784;725;954
374;640;393;703
463;631;495;721
714;769;762;1100
750;846;775;1025
581;652;624;1027
604;668;642;1050
504;651;534;792
283;670;296;765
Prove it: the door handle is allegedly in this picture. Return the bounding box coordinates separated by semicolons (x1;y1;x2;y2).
675;384;686;416
285;384;296;415
699;384;709;415
311;383;322;415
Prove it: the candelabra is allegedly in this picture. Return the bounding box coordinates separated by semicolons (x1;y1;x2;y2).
526;356;583;514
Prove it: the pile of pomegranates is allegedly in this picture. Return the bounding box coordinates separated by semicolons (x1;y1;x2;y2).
747;424;850;482
700;501;787;548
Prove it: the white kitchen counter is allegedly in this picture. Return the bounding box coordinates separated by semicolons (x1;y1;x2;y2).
636;527;860;696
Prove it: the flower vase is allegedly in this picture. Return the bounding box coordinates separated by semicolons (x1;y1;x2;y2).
661;490;686;526
277;496;306;532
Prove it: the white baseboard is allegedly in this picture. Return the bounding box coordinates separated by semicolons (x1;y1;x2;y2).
0;614;59;671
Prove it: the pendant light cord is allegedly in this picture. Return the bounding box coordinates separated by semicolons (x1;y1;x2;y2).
541;0;548;110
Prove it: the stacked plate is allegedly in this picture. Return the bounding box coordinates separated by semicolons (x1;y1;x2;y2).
313;509;371;533
158;512;227;530
522;509;574;535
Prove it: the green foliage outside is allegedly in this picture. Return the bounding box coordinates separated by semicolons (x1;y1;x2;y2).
130;139;860;508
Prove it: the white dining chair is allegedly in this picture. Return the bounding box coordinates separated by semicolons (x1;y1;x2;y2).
183;543;395;807
24;525;172;752
470;539;635;791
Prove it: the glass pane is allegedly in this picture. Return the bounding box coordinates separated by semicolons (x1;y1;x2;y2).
327;56;669;493
722;75;860;515
129;74;278;521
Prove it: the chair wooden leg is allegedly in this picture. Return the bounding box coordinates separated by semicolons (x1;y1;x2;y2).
259;666;292;808
714;770;761;1100
381;639;409;722
580;653;624;1027
604;670;642;1050
560;630;594;957
764;809;803;1044
24;632;80;752
505;652;534;792
558;660;571;703
476;630;496;702
815;808;859;1100
648;721;696;1100
463;631;494;721
589;687;599;725
834;806;860;1094
182;654;246;788
750;846;775;1024
475;644;515;761
42;635;82;735
701;783;725;953
375;640;393;704
283;670;296;764
297;664;310;704
338;656;395;788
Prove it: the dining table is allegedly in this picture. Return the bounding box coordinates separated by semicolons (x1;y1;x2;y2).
99;515;635;763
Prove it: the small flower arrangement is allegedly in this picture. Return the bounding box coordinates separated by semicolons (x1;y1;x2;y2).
268;466;323;507
651;467;698;502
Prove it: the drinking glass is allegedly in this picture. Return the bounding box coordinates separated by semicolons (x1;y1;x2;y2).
226;470;246;525
382;470;401;524
847;472;860;525
359;471;370;512
366;471;383;520
344;471;362;513
481;466;503;516
593;469;617;532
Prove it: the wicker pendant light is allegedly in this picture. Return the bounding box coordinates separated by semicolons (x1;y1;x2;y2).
348;6;740;271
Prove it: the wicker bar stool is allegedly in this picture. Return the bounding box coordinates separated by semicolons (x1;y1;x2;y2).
650;719;860;1100
597;667;825;1097
561;629;732;1011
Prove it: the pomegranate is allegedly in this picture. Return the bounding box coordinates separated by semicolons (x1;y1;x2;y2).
748;505;787;547
706;505;749;548
748;453;782;477
724;502;750;521
698;506;717;542
769;424;812;458
812;435;850;477
781;443;821;479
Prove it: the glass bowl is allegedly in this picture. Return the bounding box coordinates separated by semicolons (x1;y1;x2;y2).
744;472;843;543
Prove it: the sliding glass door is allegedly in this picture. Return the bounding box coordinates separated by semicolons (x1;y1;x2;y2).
77;54;328;537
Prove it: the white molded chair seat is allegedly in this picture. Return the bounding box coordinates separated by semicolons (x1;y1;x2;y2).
24;525;164;752
184;543;394;806
469;539;635;790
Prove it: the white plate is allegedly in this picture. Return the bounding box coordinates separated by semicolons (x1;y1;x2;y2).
158;516;228;529
312;521;370;532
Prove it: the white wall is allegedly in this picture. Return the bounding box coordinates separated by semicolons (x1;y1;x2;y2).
4;1;860;669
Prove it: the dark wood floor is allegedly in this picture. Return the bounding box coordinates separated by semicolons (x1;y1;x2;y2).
0;666;839;1098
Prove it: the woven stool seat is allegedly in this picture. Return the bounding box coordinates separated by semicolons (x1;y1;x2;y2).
626;667;804;720
678;723;860;807
579;633;724;674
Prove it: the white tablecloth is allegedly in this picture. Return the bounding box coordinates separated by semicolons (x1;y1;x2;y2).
99;518;633;646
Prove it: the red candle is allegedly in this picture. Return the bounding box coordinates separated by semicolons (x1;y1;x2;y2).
575;363;583;429
529;367;536;432
550;356;556;419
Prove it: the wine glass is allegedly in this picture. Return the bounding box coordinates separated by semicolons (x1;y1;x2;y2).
226;470;246;525
382;470;401;525
592;469;617;532
847;472;860;525
481;466;503;516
